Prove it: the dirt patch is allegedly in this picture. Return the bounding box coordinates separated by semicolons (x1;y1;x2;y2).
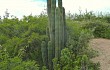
90;38;110;70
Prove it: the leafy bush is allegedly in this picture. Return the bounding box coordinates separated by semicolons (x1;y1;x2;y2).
52;20;100;70
53;48;100;70
67;21;94;56
0;50;39;70
0;15;48;66
82;20;110;39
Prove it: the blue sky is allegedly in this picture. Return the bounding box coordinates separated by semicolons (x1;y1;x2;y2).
0;0;109;18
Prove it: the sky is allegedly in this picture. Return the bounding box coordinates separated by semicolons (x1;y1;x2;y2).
0;0;110;18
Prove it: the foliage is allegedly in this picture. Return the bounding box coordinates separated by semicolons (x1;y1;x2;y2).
67;20;94;57
0;10;109;70
52;19;100;70
82;20;110;39
0;50;39;70
53;48;100;70
0;15;48;66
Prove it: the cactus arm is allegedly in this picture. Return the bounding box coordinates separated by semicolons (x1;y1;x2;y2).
48;41;53;70
41;41;48;66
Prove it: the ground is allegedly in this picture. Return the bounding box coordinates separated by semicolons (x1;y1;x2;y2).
90;38;110;70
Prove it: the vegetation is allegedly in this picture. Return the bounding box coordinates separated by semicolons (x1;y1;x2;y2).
0;0;110;70
41;0;67;69
0;15;48;70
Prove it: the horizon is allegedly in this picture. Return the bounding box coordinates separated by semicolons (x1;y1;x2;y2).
0;0;110;19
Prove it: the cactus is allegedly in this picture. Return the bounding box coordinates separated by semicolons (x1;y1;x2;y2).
62;7;67;47
60;7;65;50
41;0;67;69
46;27;50;39
50;0;56;58
47;0;51;16
48;41;53;70
55;7;60;59
41;41;48;66
58;0;62;9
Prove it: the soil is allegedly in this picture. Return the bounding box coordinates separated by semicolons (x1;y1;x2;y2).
90;38;110;70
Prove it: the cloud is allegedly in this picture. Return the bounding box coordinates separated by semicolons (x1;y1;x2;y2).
0;0;109;18
63;0;110;14
0;0;46;18
33;0;46;2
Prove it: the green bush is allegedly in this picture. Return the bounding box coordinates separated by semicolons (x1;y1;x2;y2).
82;20;110;39
53;48;100;70
67;21;94;56
52;20;100;70
0;15;48;66
0;50;39;70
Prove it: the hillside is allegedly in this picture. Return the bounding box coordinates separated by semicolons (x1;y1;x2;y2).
90;38;110;70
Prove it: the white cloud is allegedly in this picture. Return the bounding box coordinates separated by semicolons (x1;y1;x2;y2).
0;0;109;18
0;0;46;18
63;0;110;14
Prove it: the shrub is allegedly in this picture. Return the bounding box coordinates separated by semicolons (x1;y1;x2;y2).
67;22;94;56
53;48;100;70
0;50;39;70
82;20;110;39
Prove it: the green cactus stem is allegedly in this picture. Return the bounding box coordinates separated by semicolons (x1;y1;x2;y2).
47;0;51;16
41;0;67;69
58;0;62;8
41;41;48;66
50;0;56;58
62;7;67;47
48;41;53;70
55;7;60;59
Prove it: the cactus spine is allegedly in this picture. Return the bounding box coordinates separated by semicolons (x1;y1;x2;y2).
41;0;67;69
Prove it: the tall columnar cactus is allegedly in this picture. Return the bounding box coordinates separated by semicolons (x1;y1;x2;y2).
58;8;64;59
48;41;53;70
41;0;67;69
62;7;67;47
58;0;62;9
41;41;48;66
50;0;56;58
55;7;60;59
47;0;51;16
46;27;49;39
